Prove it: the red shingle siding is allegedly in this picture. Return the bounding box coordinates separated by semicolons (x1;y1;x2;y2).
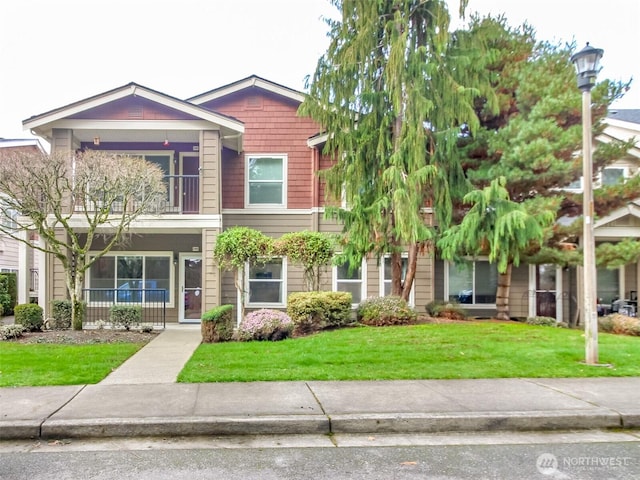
204;91;320;210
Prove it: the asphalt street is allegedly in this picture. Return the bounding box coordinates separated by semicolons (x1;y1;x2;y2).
1;431;639;480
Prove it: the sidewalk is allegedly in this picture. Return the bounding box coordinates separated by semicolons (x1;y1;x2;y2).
1;327;639;440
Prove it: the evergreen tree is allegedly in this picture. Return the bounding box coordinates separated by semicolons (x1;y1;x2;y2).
300;0;484;300
448;16;637;319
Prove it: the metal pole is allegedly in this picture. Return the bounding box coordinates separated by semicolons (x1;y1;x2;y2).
581;88;598;365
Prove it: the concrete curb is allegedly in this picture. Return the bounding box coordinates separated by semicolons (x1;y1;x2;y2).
39;415;330;439
328;409;623;434
2;410;633;440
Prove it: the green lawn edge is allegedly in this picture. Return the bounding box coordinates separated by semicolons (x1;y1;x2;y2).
178;322;640;382
0;343;143;387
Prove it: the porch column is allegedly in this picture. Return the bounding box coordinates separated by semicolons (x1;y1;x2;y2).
202;228;221;314
17;230;28;304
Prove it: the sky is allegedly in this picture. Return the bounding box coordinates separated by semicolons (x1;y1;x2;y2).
1;0;638;142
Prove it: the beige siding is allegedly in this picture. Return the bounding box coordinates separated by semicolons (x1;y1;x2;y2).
508;264;530;319
625;262;638;298
201;130;220;215
202;228;221;313
223;214;313;236
0;235;19;271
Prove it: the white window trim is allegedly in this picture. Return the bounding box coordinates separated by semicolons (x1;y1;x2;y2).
596;166;629;188
86;251;175;308
245;257;287;308
379;254;415;306
444;258;496;307
332;257;367;308
245;154;288;209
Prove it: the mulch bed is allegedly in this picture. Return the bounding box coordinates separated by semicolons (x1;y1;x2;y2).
5;329;159;345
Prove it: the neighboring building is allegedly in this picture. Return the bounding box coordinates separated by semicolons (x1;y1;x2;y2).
0;138;45;304
20;79;639;324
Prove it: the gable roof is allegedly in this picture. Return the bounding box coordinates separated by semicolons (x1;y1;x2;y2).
594;199;640;231
187;75;306;105
608;109;640;125
0;138;46;153
23;83;245;150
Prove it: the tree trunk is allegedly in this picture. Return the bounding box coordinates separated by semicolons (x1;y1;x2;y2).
390;252;403;296
495;264;512;321
401;244;418;302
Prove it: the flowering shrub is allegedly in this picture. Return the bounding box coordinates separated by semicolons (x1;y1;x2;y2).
0;324;26;340
234;309;293;341
599;314;640;336
356;296;417;326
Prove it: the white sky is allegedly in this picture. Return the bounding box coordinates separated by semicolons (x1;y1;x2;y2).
1;0;638;141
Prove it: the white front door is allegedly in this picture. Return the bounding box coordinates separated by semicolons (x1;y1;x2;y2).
179;254;202;323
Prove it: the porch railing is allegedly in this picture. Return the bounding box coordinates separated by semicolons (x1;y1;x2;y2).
82;288;167;328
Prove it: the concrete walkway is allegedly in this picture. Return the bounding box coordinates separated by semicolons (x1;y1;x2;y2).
99;324;202;385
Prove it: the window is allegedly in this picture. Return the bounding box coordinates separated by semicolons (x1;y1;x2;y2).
447;260;498;304
88;253;172;304
380;255;415;305
333;258;366;307
0;198;17;230
247;155;286;206
597;267;620;304
247;257;286;306
601;167;627;186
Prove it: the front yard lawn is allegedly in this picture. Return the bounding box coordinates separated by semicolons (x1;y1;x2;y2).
0;343;143;387
178;322;640;382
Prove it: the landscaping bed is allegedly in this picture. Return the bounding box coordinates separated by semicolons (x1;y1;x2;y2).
4;328;158;345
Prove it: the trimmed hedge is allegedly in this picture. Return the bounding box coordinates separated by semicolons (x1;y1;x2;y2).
357;296;417;326
0;273;17;316
14;303;44;331
50;299;86;330
109;305;142;330
201;304;234;343
287;291;353;335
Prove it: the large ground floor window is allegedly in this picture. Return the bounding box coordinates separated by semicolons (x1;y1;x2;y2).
333;258;366;307
88;252;172;305
597;267;620;304
447;260;498;305
246;257;286;306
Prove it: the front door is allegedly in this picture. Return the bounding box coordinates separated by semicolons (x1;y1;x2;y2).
536;264;557;318
179;254;202;323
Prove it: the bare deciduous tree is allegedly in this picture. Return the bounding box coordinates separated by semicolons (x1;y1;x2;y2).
0;149;166;329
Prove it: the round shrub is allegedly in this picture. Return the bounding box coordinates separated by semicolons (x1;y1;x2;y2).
525;316;557;327
109;305;142;330
14;303;44;331
235;309;293;341
357;296;417;326
0;324;26;340
425;300;467;320
202;304;234;343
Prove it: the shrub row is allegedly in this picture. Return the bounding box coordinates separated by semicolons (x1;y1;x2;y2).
0;273;17;317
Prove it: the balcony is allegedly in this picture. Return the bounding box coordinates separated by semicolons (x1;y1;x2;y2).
79;175;200;215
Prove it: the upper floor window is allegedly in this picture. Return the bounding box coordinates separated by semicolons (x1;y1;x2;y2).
333;258;366;307
246;155;287;207
246;257;287;307
600;167;628;187
446;260;498;305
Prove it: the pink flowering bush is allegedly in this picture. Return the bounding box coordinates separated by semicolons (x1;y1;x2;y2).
234;309;294;341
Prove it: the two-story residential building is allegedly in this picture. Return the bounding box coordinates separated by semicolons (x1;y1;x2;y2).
0;138;45;305
20;78;639;325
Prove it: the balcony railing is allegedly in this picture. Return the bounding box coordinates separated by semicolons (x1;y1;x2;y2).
78;175;200;215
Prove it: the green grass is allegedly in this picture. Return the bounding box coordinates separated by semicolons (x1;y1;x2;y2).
0;343;143;387
178;322;640;382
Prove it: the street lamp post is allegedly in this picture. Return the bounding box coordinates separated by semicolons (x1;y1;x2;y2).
570;43;603;365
